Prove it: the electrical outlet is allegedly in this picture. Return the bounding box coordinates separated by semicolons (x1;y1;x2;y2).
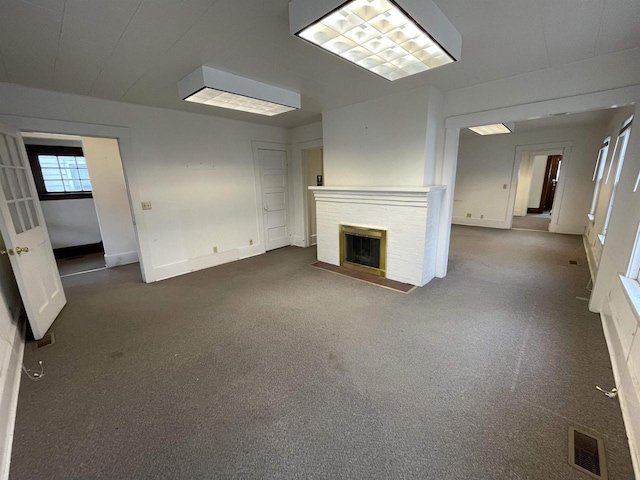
141;201;152;210
249;239;253;246
466;213;472;218
481;214;484;219
213;246;218;254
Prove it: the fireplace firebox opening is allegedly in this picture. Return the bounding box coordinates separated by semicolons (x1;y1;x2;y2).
340;225;387;277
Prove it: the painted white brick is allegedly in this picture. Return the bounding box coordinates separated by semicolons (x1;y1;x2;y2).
311;187;445;287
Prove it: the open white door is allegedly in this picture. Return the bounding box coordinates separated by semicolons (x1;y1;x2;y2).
0;124;66;340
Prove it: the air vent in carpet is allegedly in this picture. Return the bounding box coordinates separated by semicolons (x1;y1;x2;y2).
569;260;579;265
33;332;55;351
569;427;607;479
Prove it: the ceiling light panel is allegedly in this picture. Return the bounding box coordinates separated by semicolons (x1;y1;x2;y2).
468;124;513;135
290;0;461;81
185;88;296;116
178;66;301;116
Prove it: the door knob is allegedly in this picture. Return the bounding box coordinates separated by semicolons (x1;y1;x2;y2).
15;246;28;254
1;249;14;256
263;207;268;212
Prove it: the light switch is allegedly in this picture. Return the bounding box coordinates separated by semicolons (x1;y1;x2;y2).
141;201;152;210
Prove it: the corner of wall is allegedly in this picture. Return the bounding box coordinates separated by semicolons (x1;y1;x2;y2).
0;308;25;480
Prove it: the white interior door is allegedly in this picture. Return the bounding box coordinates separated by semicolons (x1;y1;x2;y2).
259;148;289;251
0;124;66;340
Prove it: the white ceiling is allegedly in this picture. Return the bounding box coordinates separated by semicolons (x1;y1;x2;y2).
1;0;639;128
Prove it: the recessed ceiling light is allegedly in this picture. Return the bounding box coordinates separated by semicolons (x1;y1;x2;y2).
468;123;513;135
290;0;461;81
178;66;301;116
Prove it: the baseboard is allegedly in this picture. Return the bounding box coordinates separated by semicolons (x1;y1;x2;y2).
600;292;640;479
291;235;305;248
452;217;507;229
583;234;597;284
550;223;585;235
53;242;103;259
0;307;25;480
239;244;265;259
152;241;286;282
153;244;267;281
104;250;138;267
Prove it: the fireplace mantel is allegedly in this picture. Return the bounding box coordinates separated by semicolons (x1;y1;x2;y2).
309;186;446;207
309;186;446;287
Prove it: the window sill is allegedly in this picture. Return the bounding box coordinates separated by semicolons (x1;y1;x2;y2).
39;192;93;201
619;275;640;323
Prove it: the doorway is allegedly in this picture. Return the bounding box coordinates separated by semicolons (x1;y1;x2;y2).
529;155;562;214
0;121;144;340
303;148;323;246
512;149;564;232
22;133;139;276
257;147;290;251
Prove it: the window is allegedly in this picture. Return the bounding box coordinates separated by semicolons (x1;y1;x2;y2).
601;116;633;239
26;146;92;200
621;224;640;318
629;224;640;282
588;137;610;220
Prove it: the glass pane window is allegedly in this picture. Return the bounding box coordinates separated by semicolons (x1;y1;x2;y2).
37;154;92;194
38;155;59;168
44;180;65;192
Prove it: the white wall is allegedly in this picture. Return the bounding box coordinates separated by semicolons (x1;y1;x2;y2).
289;121;323;247
323;87;434;187
444;48;640;118
453;124;606;233
527;155;548;209
40;200;102;249
0;234;22;480
513;152;531;217
585;103;640;477
304;148;323;244
81;137;138;267
0;82;289;282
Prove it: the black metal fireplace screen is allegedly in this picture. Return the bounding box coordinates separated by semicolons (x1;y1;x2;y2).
340;225;387;277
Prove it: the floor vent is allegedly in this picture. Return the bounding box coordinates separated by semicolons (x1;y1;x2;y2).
33;332;55;351
569;427;607;479
569;259;579;265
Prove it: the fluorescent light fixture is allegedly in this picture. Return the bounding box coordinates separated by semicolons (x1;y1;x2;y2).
289;0;461;81
178;66;301;116
468;123;513;135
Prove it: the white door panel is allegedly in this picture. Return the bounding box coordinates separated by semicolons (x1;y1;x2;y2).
0;123;66;340
259;149;289;251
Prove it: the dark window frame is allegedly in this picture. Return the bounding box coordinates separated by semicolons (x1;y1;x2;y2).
26;145;93;201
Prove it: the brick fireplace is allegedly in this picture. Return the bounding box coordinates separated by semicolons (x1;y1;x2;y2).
309;186;445;287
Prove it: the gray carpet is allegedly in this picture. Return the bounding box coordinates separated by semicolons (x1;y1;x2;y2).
11;226;634;479
56;252;106;276
512;214;551;231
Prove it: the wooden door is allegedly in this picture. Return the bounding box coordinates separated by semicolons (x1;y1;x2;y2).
543;156;562;211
